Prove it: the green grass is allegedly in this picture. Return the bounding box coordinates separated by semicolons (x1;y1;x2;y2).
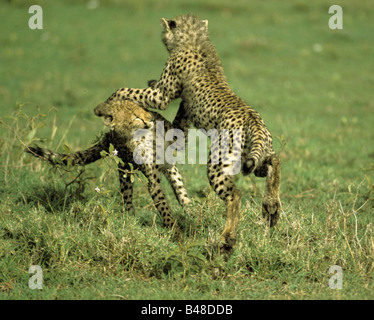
1;0;373;300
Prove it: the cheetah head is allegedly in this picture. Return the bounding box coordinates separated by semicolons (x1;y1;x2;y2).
161;15;209;52
94;100;153;136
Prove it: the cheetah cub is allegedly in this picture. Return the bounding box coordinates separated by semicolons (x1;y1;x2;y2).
99;15;281;254
25;100;191;235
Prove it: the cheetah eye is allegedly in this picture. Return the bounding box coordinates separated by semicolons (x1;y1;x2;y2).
134;117;147;126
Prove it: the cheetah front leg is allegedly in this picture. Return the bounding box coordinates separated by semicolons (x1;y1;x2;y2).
172;101;191;137
99;87;172;111
261;153;281;227
141;164;182;239
98;58;182;111
118;163;135;214
162;165;191;207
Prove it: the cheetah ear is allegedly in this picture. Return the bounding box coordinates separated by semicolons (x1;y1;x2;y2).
202;19;208;31
161;18;176;31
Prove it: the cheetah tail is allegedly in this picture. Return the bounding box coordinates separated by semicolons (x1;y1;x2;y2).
25;145;68;165
24;145;102;167
242;136;265;176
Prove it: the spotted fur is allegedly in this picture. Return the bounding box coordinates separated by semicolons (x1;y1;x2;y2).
25;100;191;235
99;15;281;253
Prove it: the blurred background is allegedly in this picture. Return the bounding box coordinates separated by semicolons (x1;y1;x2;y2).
1;0;373;188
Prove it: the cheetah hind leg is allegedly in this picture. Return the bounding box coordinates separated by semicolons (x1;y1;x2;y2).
242;157;270;177
219;188;242;257
261;153;281;227
242;158;256;176
208;151;242;257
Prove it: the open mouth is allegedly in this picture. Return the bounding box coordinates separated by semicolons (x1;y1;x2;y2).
102;115;113;127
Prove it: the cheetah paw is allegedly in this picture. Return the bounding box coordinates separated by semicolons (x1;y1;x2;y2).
218;233;236;257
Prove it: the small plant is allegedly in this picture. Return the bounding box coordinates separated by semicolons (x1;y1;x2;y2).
0;103;50;185
165;241;207;278
99;143;148;185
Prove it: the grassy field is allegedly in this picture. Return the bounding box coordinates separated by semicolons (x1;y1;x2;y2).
0;0;373;300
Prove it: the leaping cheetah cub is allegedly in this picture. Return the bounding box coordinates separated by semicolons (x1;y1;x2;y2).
98;15;281;253
25;100;191;235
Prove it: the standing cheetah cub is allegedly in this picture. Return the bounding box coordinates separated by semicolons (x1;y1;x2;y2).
25;100;191;235
99;15;281;253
